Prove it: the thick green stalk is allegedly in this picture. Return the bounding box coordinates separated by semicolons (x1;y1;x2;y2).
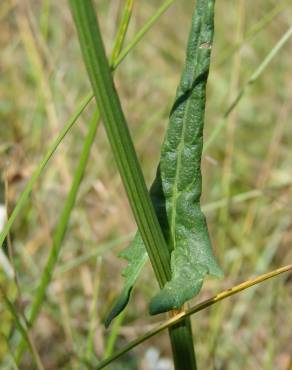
69;2;197;370
69;0;171;287
169;320;197;370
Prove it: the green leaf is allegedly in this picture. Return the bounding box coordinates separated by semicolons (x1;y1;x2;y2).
151;0;222;314
106;0;222;323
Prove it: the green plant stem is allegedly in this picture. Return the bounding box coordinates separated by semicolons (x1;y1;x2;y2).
168;319;197;370
85;3;135;361
95;263;292;369
69;0;171;288
70;3;198;370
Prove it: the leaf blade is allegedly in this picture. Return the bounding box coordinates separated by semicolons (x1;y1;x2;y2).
106;0;222;323
150;0;222;314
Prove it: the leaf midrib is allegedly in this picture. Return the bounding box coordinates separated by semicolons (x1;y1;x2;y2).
169;25;202;252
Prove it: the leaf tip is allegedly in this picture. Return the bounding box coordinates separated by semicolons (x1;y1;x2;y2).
104;287;132;328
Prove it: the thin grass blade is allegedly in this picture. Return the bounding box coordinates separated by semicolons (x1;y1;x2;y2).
96;264;292;369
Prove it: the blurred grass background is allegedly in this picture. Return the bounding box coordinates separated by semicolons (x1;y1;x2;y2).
0;0;292;369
